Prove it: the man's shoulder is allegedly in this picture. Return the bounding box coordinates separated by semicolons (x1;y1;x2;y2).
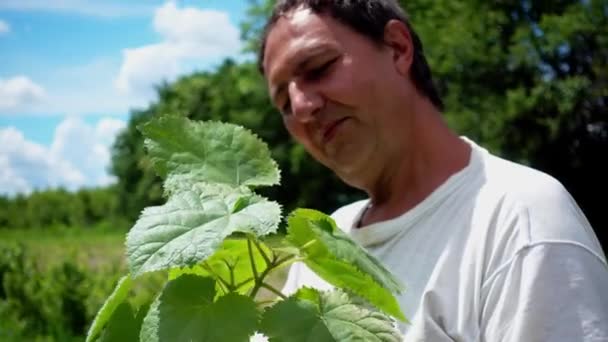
477;151;603;255
482;151;565;203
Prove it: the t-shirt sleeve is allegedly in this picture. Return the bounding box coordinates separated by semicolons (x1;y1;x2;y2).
480;242;608;342
280;261;302;296
280;261;333;296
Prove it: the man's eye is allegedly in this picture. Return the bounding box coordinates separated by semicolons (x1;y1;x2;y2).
281;99;291;116
308;58;337;80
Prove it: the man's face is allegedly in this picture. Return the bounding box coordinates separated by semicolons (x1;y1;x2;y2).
263;8;414;188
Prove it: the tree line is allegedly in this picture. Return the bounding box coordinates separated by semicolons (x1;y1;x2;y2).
1;0;606;248
0;187;124;230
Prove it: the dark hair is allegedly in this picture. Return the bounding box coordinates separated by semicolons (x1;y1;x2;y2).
258;0;444;111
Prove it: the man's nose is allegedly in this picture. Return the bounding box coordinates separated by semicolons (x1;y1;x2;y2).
288;81;323;122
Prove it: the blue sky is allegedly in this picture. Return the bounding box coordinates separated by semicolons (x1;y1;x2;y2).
0;0;251;195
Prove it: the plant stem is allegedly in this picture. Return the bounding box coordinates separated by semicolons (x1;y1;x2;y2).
220;258;236;288
253;239;272;267
203;261;232;291
247;238;259;280
300;238;318;251
261;283;287;299
275;254;296;266
235;277;254;290
249;266;272;299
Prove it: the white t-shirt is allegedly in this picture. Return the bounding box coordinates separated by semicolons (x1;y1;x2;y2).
282;139;608;341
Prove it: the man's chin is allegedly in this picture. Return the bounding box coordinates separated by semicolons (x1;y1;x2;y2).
328;159;371;190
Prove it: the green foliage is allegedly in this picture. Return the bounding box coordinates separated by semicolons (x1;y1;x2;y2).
168;239;273;296
400;0;607;243
93;117;405;341
287;209;404;320
86;275;132;342
111;109;165;221
260;288;402;342
126;186;281;276
0;187;123;230
126;118;282;277
141;275;259;342
141;116;280;188
96;302;145;342
0;243;122;341
260;292;335;341
240;0;275;53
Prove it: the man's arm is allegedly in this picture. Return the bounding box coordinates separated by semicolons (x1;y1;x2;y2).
481;242;608;342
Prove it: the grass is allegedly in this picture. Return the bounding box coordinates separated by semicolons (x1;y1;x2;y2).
0;224;126;271
0;223;291;341
0;223;288;301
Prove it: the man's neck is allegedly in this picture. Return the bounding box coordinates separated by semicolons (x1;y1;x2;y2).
359;110;471;227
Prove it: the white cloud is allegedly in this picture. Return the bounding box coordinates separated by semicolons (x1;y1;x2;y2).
115;43;181;96
0;59;148;116
96;117;127;145
0;2;243;117
0;0;152;18
0;117;126;195
0;126;84;195
0;19;10;34
115;1;241;96
0;76;47;110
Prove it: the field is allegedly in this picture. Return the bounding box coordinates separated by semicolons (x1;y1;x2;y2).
0;226;134;341
0;225;288;341
0;226;126;269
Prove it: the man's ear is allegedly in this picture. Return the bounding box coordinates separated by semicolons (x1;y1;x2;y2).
383;20;414;76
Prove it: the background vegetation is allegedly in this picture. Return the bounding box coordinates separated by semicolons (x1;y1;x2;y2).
1;0;606;340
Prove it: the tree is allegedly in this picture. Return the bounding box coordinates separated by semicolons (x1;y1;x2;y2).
403;0;607;245
0;187;122;230
112;0;607;248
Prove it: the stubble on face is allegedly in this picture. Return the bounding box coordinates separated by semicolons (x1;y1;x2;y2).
263;8;408;190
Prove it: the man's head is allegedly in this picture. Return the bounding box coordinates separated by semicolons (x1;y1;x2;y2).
259;0;443;190
258;0;443;111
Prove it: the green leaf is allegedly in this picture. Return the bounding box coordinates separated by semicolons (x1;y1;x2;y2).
261;233;301;256
203;238;272;295
260;296;334;342
168;264;207;280
126;187;281;276
86;275;132;342
139;116;280;188
320;289;402;342
287;209;405;320
260;288;402;342
140;274;259;342
168;238;273;296
97;302;143;342
301;256;405;321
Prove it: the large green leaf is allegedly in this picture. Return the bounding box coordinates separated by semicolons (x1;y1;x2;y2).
302;256;405;321
287;209;405;320
203;238;273;295
260;296;334;342
127;187;281;276
260;288;402;342
140;274;259;342
86;275;132;342
168;238;273;296
97;302;145;342
139;116;280;188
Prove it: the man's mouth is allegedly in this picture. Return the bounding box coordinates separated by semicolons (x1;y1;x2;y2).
322;117;349;144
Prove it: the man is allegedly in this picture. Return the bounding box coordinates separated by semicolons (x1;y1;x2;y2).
259;0;608;340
